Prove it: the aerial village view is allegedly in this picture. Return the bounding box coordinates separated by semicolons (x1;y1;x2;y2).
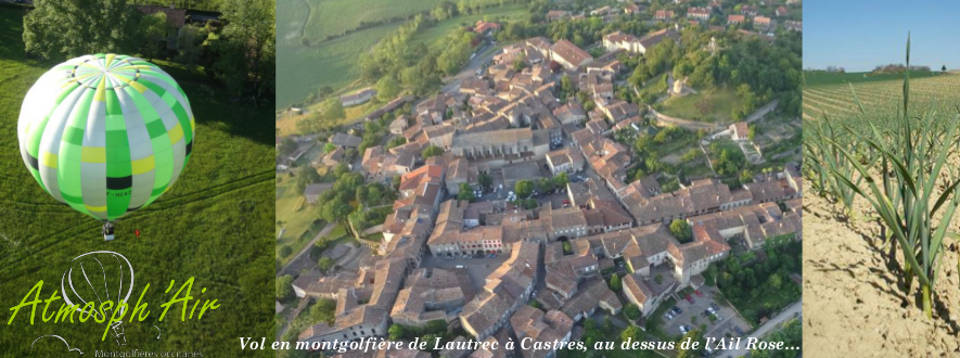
275;0;802;357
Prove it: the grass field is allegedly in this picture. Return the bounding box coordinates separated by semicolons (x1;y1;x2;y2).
302;0;445;41
803;72;960;121
275;174;325;266
277;98;379;137
658;88;742;124
277;22;402;109
802;69;942;87
0;7;274;356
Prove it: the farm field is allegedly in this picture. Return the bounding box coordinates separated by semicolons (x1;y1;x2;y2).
802;71;960;355
301;0;446;41
277;22;402;109
0;7;274;356
803;72;960;120
277;0;531;110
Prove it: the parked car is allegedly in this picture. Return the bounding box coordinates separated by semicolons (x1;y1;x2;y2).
665;312;675;320
685;294;694;303
695;289;703;297
679;325;689;334
670;306;682;315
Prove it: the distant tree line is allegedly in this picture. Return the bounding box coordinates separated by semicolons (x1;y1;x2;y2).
23;0;274;104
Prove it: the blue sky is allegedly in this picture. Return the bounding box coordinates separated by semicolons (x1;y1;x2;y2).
803;1;960;71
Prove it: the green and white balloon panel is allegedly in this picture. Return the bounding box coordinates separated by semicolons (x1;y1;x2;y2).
17;54;195;221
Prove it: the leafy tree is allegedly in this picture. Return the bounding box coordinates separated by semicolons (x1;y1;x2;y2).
212;0;275;101
387;136;407;149
309;298;337;325
623;304;641;320
519;198;538;210
323;142;337;153
320;97;346;120
559;74;574;100
392;175;402;190
321;198;353;223
553;172;569;188
457;183;476;202
608;273;622;292
515;180;534;199
676;329;705;358
318;257;334;273
620;325;643;343
582;319;601;348
138;11;169;59
332;163;350;178
513;55;527;72
750;319;800;358
670;219;693;243
297;166;321;193
376;76;401;102
23;0;142;60
535;178;555;194
277;274;294;301
681;148;700;164
421;145;444;158
478;171;493;191
279;245;293;258
176;24;207;65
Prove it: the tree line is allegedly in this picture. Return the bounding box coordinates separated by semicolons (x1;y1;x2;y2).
22;0;274;104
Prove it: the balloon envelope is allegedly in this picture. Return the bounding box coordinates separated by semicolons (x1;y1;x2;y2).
17;54;195;221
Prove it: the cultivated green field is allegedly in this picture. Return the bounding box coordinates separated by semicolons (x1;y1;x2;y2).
277;0;530;109
803;72;960;121
0;7;274;356
301;0;445;41
277;22;401;109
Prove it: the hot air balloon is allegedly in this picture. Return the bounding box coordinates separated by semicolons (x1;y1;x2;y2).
17;54;195;240
61;250;135;345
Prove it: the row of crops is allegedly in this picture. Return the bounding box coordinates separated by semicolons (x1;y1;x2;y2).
803;39;960;321
803;74;960;120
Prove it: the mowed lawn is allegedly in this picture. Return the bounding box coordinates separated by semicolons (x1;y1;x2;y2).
0;7;275;356
658;87;742;124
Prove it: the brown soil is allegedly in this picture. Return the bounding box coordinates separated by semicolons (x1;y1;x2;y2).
803;184;960;356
